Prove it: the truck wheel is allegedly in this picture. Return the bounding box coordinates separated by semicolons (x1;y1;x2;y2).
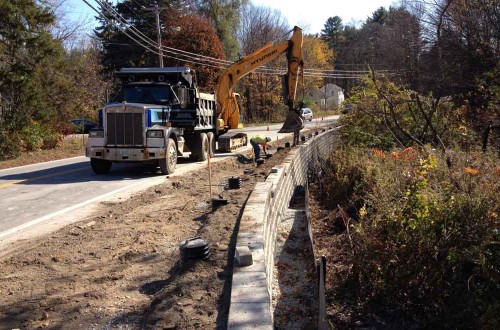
207;132;215;158
91;158;112;174
160;138;177;174
190;133;208;161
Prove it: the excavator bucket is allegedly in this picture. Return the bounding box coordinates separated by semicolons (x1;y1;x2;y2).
278;110;305;133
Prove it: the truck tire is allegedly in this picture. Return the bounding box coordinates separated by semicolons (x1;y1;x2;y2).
190;133;208;161
207;132;215;158
160;138;177;174
91;158;112;174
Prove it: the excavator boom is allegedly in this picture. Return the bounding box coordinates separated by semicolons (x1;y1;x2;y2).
215;26;305;150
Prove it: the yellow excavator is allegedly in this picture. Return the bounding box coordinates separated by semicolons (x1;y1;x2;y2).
215;26;305;151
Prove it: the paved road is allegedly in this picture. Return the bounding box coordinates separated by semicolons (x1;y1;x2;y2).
0;116;338;240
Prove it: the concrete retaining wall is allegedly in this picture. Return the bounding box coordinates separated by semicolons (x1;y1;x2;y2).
228;128;338;329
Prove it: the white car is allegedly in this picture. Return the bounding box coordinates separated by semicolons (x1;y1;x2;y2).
301;108;313;121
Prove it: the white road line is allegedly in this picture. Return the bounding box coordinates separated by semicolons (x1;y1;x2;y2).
0;156;86;173
0;177;151;240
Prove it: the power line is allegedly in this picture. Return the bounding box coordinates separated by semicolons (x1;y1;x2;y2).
84;0;398;79
94;0;232;67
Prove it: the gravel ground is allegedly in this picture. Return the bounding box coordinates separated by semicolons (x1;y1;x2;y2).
272;189;318;329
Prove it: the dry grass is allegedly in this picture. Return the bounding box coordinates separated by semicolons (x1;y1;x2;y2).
0;135;87;170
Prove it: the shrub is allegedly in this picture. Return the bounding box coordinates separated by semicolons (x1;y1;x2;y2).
315;147;500;327
0;129;21;160
340;76;480;151
20;121;45;151
0;121;62;158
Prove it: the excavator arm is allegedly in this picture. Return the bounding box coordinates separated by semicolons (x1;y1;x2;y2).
215;26;305;133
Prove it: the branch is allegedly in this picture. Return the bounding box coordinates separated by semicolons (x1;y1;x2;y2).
370;69;424;147
415;93;447;152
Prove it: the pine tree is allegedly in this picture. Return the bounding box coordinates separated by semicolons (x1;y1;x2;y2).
320;16;343;50
94;0;185;71
0;0;65;157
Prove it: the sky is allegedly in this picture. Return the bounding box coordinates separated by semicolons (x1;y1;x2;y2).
66;0;398;35
251;0;398;34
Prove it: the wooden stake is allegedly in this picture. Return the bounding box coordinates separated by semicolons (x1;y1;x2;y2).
208;152;212;211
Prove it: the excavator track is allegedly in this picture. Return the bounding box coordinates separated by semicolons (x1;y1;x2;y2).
218;132;248;152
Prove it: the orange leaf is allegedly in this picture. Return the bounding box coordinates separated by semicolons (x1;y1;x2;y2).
399;147;417;160
464;167;479;175
371;148;386;159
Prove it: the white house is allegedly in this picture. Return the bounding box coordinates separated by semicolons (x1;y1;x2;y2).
308;83;344;109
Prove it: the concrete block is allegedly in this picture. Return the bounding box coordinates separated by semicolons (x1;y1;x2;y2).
234;259;265;272
237;233;264;248
239;220;264;234
234;243;266;273
235;246;253;267
232;271;267;287
228;302;273;330
231;285;269;304
233;260;266;274
237;236;262;248
229;130;338;328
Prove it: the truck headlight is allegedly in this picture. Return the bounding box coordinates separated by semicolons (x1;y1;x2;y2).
147;130;164;138
89;129;104;138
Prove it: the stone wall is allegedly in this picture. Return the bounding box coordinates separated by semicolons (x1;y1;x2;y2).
228;127;338;329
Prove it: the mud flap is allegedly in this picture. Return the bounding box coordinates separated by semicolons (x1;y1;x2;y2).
278;110;305;133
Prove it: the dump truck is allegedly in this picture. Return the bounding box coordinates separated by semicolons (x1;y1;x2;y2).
86;27;305;175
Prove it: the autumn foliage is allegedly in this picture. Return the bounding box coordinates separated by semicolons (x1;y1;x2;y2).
311;146;500;328
162;15;226;91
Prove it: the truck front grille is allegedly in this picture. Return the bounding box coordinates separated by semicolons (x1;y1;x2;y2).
107;112;144;146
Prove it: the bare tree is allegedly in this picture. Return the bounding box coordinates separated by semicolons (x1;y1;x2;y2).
237;3;289;55
234;3;291;122
43;0;94;49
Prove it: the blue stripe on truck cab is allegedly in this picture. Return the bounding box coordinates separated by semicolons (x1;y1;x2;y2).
98;109;103;127
147;109;152;128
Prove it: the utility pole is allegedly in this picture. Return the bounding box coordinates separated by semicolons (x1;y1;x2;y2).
144;4;165;67
154;4;163;67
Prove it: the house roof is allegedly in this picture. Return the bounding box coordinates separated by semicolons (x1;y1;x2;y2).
320;83;343;92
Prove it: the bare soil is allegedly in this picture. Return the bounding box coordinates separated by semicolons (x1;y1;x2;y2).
308;193;355;328
0;145;292;329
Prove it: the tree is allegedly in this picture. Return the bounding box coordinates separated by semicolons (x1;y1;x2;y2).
320;16;343;50
195;0;247;60
321;6;422;92
235;3;290;122
302;36;334;90
94;0;185;71
367;6;389;24
237;3;289;55
405;0;499;126
60;43;112;121
0;0;64;157
0;0;111;159
162;14;226;90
